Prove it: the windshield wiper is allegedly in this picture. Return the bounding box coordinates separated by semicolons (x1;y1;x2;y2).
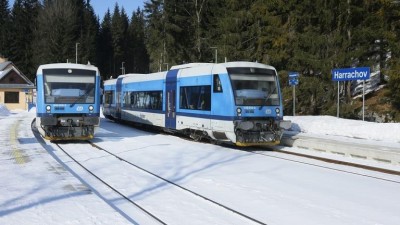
70;87;93;107
260;87;276;110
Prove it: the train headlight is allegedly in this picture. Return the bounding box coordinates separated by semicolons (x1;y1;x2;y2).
275;108;280;116
236;107;242;117
46;105;51;112
89;105;94;111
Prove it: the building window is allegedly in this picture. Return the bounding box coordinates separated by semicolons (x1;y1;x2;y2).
5;92;19;103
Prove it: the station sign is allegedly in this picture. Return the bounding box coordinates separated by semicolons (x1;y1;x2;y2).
288;72;299;86
289;79;299;86
332;67;370;81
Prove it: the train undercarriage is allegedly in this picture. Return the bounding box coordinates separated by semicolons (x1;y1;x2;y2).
37;115;99;140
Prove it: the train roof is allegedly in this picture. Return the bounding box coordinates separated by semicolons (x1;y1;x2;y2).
121;72;166;83
36;63;99;75
221;61;276;70
170;61;276;71
103;62;277;86
170;63;214;70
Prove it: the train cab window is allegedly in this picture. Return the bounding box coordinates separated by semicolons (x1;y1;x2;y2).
228;67;280;106
213;74;223;93
43;69;96;104
180;85;211;111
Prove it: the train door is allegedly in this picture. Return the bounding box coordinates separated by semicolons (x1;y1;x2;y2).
116;77;123;120
165;69;179;129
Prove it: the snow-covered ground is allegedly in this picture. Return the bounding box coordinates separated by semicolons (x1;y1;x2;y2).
286;115;400;143
1;104;400;225
0;104;10;116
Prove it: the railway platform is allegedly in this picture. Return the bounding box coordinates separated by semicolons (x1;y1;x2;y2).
280;132;400;168
0;109;131;225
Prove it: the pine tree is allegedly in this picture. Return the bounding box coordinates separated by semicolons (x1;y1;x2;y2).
128;8;149;73
79;0;99;65
98;10;113;79
34;0;78;65
163;0;193;65
213;0;257;62
9;0;40;79
110;3;128;76
383;0;400;108
0;0;10;57
144;0;165;72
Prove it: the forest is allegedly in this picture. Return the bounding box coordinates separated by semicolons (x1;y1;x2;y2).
0;0;399;120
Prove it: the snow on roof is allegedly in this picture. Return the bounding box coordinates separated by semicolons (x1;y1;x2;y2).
170;63;214;70
0;61;11;71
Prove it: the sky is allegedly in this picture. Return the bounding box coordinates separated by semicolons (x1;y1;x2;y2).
8;0;146;20
90;0;146;19
1;105;400;224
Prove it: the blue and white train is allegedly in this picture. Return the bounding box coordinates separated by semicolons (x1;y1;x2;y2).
36;63;101;140
103;62;291;146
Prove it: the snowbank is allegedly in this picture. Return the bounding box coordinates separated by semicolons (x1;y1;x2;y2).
286;115;400;143
0;104;10;116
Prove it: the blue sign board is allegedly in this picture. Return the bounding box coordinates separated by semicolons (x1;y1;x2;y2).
289;72;299;86
332;67;370;81
289;72;299;78
289;79;299;86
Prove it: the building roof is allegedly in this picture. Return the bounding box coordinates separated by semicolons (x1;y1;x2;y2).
0;61;34;88
0;61;12;71
0;84;35;89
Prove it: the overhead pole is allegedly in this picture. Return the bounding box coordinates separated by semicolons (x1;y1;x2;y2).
75;42;79;64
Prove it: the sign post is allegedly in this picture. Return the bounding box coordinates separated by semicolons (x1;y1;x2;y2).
337;81;339;118
289;72;299;116
332;67;370;120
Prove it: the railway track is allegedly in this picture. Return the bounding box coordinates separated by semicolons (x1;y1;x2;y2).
246;149;400;184
43;138;268;225
32;118;268;224
170;131;400;182
54;142;167;225
32;118;400;224
103;118;400;184
84;140;267;224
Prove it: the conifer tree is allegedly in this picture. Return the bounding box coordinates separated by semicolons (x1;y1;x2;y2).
110;3;128;75
34;0;78;66
79;0;99;65
9;0;40;79
128;8;149;73
98;10;113;79
383;0;400;108
0;0;10;57
144;0;165;72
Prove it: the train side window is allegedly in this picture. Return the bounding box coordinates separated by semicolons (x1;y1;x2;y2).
180;85;211;111
104;91;114;104
123;92;131;107
213;74;223;93
130;91;163;110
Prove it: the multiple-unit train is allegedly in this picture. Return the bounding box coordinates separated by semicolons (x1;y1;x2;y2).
103;62;291;146
35;63;101;140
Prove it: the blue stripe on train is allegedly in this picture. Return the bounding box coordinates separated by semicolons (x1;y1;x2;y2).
121;108;237;121
37;113;100;117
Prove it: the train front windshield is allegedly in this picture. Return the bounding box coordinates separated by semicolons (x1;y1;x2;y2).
228;67;280;106
43;69;96;104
